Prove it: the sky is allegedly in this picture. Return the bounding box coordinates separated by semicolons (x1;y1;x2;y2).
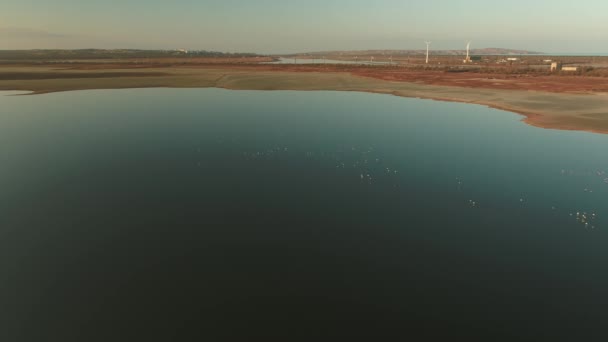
1;0;607;53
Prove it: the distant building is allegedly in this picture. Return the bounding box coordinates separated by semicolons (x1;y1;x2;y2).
551;63;578;72
507;57;519;61
551;62;563;72
562;66;578;72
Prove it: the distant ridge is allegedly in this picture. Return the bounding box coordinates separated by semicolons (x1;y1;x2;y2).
0;49;260;60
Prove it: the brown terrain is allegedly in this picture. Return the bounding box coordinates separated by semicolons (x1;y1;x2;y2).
24;58;608;94
1;55;608;135
254;64;608;93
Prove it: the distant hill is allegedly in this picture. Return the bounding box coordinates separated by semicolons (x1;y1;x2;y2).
291;48;543;56
0;49;260;60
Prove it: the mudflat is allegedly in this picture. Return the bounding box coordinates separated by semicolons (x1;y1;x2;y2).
1;63;607;134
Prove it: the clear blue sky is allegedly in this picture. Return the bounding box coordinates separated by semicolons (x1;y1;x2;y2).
1;0;606;53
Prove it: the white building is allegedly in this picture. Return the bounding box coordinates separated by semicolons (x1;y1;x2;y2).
551;62;562;72
562;66;578;72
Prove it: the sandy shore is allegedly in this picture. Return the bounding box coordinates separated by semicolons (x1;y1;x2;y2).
1;64;608;135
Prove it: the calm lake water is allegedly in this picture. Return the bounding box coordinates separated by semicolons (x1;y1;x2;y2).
1;89;608;340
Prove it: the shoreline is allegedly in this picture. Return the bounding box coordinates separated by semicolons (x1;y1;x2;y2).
2;65;608;135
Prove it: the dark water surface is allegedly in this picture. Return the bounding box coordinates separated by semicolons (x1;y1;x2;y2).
1;89;608;340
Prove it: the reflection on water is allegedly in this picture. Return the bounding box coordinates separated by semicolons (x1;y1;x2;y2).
1;89;607;340
0;90;32;96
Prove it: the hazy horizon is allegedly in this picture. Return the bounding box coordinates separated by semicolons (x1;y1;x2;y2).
2;0;607;54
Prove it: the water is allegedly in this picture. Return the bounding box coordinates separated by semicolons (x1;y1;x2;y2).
268;57;393;65
1;89;608;341
544;53;608;57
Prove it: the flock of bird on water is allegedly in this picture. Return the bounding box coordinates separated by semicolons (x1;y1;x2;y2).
206;142;607;231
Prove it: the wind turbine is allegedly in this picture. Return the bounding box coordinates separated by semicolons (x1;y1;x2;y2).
425;41;431;64
464;41;472;63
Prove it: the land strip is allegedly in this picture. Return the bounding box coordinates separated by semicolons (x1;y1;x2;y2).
1;63;608;134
